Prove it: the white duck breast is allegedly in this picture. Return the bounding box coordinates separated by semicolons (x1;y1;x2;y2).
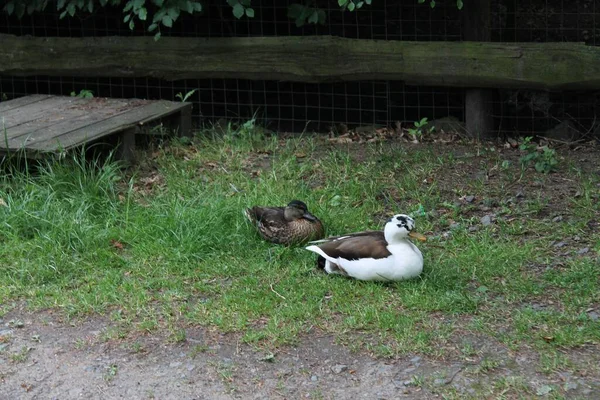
305;214;426;282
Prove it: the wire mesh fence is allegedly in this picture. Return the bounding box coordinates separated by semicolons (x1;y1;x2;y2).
1;0;599;137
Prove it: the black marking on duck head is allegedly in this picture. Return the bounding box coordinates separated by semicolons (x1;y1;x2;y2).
287;200;308;211
389;214;415;231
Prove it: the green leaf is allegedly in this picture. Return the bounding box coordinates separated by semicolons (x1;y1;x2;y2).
338;0;348;7
245;7;254;18
15;3;26;18
287;4;304;19
329;195;342;207
430;0;436;8
123;1;134;12
87;0;94;13
154;32;161;41
59;10;68;18
232;3;244;19
148;22;158;31
307;10;319;24
138;7;147;20
57;0;66;9
133;0;145;10
161;14;173;27
100;0;109;6
5;2;15;15
347;2;355;11
193;3;202;12
317;9;326;24
294;7;310;27
456;0;463;10
167;7;180;20
240;0;251;6
365;0;371;4
129;19;135;29
356;1;364;9
536;384;552;396
152;8;166;23
124;13;131;22
67;3;76;16
226;0;237;7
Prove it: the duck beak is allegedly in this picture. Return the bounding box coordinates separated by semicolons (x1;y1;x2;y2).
303;212;317;222
409;231;427;242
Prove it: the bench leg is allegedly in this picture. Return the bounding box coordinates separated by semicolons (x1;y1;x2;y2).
177;104;192;138
116;127;138;165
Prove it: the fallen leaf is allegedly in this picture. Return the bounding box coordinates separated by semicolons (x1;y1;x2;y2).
141;174;161;187
294;152;307;158
20;383;33;392
259;353;276;362
328;137;353;144
110;239;124;250
0;198;7;207
536;384;552;396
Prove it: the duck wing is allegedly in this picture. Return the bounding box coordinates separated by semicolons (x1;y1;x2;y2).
245;206;286;225
309;230;391;261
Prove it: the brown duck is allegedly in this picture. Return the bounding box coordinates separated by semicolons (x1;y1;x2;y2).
244;200;325;245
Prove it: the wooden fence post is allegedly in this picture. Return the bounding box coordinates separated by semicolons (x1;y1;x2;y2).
463;0;495;139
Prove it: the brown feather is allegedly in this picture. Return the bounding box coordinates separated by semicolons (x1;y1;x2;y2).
313;231;391;261
245;205;324;245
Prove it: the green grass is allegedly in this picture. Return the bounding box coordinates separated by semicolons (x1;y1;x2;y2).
1;126;599;358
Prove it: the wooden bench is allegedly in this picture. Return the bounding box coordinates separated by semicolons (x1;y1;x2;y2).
0;94;192;163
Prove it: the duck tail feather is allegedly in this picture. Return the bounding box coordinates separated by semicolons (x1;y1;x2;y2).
243;208;255;222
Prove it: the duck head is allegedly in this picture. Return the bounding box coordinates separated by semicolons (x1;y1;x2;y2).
284;200;318;222
384;214;427;244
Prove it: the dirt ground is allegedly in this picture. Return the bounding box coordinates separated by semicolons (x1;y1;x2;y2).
1;138;600;399
1;307;599;399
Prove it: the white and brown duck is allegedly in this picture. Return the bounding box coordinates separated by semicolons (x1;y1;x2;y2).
305;214;426;281
244;200;325;245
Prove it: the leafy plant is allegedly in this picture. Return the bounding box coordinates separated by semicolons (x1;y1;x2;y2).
519;136;559;174
287;3;326;27
103;364;119;381
231;115;264;142
175;89;197;102
338;0;371;12
227;0;253;19
419;0;463;9
70;89;94;98
407;117;435;139
2;1;466;37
